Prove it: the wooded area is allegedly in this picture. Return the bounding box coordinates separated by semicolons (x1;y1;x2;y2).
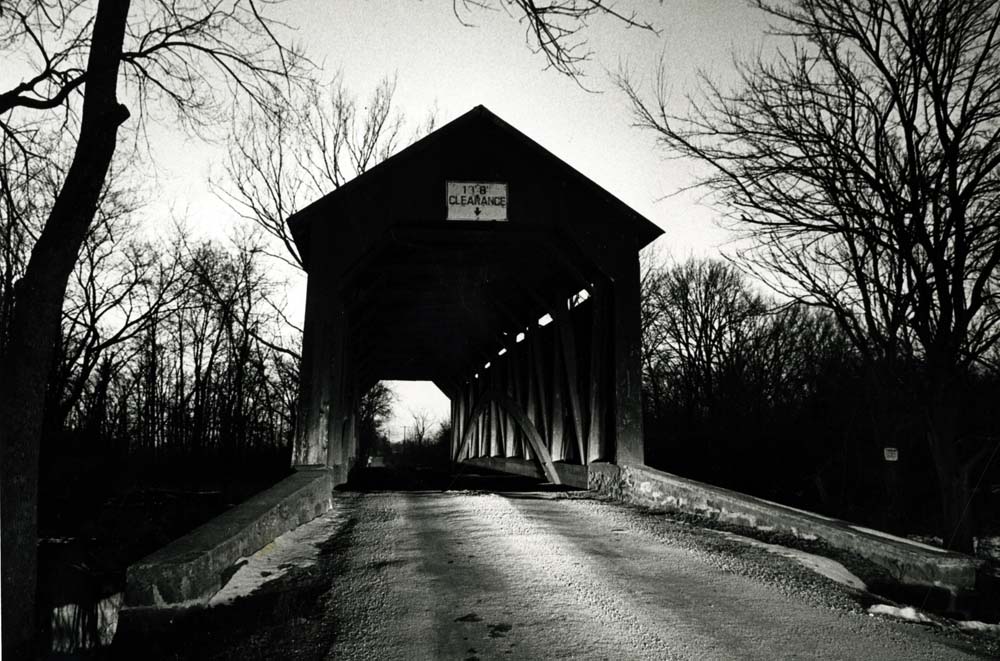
640;255;999;543
624;0;1000;554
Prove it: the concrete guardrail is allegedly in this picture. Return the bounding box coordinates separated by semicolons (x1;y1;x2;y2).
461;456;980;591
124;467;334;609
588;462;981;591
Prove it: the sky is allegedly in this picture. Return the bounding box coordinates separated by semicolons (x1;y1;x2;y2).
126;1;772;436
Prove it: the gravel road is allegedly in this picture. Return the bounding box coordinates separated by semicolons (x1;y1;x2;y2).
128;481;994;660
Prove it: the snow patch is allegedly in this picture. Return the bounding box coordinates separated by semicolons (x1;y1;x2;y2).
784;549;866;590
868;604;934;623
720;532;866;590
849;526;948;553
765;501;839;522
976;536;1000;562
51;592;122;652
956;619;1000;634
209;508;348;607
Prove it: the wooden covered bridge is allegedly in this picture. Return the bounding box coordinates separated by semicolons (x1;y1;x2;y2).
287;105;662;486
125;108;978;623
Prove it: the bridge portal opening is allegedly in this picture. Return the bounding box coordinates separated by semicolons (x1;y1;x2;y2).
382;380;450;445
288;106;661;487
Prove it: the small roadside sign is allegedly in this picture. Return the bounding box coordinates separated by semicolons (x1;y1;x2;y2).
446;181;508;221
883;447;899;462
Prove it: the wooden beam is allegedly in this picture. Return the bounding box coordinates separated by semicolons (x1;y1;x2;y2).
453;388;562;486
530;331;549;448
356;322;496;375
432;379;458;401
492;393;561;485
553;303;586;464
540;232;594;291
586;288;607;462
324;299;349;468
507;355;520;458
549;328;565;462
610;243;645;465
523;338;537;462
341;234;557;301
454;389;491;462
386;224;551;248
294;269;337;466
490;397;500;457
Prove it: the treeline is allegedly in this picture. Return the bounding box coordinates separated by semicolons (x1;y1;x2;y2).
640;257;1000;538
1;67;433;490
2;202;300;477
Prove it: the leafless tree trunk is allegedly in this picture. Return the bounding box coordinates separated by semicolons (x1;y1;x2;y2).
1;3;131;652
0;0;303;650
409;409;436;446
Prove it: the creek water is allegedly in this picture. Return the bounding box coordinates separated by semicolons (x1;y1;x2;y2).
50;591;123;653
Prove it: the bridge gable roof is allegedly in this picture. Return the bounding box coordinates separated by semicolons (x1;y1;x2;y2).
287;104;662;269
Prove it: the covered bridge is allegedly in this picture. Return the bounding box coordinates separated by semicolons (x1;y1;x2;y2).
288;105;662;486
125;109;977;616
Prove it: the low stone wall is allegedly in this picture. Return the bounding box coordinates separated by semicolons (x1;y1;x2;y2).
124;467;334;608
462;456;589;488
589;462;980;591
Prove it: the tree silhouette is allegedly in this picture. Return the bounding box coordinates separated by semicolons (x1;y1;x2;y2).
621;0;1000;551
217;74;424;270
0;1;303;652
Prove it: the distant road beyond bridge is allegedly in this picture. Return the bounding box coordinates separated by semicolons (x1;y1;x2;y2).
121;471;990;661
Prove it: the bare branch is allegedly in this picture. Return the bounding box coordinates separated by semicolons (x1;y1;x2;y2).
457;0;658;80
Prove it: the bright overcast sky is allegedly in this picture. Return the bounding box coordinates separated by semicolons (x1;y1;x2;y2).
132;1;772;433
149;1;769;254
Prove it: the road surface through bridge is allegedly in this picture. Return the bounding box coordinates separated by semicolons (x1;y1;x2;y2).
134;473;991;660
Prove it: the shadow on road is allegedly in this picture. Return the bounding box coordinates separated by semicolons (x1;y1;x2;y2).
111;466;580;659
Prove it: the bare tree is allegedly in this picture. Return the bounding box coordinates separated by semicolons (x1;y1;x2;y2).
0;124;69;354
0;1;304;651
621;0;1000;551
357;381;395;462
654;259;765;415
113;228;298;460
217;74;412;270
50;189;185;432
408;409;436;446
455;0;658;80
640;256;858;508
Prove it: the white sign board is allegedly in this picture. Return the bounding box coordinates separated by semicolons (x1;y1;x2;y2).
883;447;899;462
446;181;508;221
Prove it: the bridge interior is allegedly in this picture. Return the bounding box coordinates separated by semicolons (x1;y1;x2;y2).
288;106;661;485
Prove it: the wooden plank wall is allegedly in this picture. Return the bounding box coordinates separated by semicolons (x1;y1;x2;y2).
451;292;611;467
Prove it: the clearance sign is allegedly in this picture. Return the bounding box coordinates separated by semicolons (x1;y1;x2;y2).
446;181;508;221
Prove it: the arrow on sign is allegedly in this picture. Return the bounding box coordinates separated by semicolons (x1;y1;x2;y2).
474;206;482;217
